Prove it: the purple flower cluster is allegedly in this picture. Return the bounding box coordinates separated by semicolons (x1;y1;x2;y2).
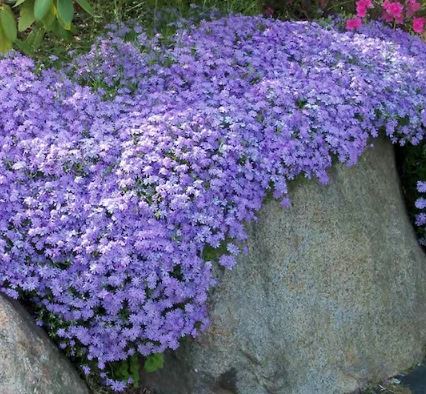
416;181;426;245
0;16;425;388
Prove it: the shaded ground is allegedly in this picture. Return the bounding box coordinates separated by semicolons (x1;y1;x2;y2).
398;362;426;394
90;358;426;393
362;360;426;394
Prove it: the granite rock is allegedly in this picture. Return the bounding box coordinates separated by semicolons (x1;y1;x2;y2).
0;295;89;394
143;138;426;394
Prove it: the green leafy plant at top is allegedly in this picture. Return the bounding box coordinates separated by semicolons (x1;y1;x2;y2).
1;1;263;59
0;0;93;53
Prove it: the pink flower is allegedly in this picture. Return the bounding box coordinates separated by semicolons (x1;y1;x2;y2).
381;10;393;22
382;0;404;23
356;0;373;18
413;16;426;33
406;0;421;17
346;17;363;30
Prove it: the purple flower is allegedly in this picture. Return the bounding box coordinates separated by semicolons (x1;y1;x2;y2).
415;182;426;242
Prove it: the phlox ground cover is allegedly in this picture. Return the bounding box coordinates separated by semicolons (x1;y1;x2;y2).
0;16;425;389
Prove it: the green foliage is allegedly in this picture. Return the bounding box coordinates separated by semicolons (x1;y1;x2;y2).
102;352;164;389
1;0;356;56
202;241;229;262
75;0;92;14
143;353;165;373
0;0;93;54
0;4;17;41
263;0;354;19
34;0;53;21
57;0;74;29
111;354;141;388
18;0;35;31
0;4;16;51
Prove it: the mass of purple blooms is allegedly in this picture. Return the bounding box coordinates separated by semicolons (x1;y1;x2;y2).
0;15;425;389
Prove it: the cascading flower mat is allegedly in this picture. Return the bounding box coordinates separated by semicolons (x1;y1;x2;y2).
0;15;425;389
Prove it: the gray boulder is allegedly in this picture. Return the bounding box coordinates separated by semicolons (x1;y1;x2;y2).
0;295;89;394
143;138;426;394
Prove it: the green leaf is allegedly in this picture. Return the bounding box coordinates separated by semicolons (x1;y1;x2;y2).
114;360;129;380
75;0;93;15
34;0;52;21
25;25;44;48
18;0;35;32
57;0;73;30
0;5;17;42
129;354;141;388
0;25;13;52
13;38;32;54
14;0;28;7
143;353;164;373
41;3;55;30
50;18;71;39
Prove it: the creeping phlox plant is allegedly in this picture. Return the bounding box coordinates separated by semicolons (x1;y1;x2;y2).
0;16;425;390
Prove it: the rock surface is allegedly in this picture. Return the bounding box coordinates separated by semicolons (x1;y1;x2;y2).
0;295;89;394
143;138;426;394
